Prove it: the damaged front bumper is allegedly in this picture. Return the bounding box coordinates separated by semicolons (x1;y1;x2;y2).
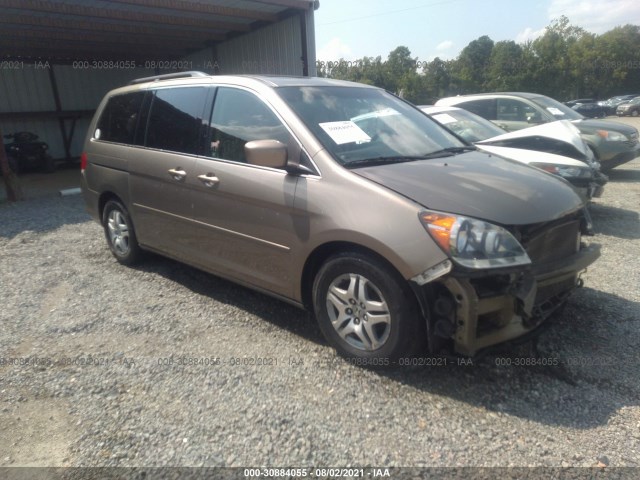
411;243;601;356
571;170;608;200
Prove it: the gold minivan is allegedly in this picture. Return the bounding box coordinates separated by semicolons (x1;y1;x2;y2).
81;72;600;362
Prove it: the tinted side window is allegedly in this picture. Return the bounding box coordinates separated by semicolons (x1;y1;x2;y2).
496;98;537;122
146;87;208;155
462;99;496;120
96;92;145;144
208;88;288;163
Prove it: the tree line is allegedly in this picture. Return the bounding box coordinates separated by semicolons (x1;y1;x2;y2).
317;16;640;104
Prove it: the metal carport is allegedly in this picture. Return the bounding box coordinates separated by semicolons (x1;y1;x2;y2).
0;0;318;165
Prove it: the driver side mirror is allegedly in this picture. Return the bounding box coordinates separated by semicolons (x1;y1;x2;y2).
244;139;288;168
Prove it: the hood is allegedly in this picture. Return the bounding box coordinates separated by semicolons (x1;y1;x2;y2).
353;151;585;226
477;120;590;159
476;145;593;170
573;118;639;136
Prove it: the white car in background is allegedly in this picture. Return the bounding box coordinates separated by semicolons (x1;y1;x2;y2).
421;105;608;200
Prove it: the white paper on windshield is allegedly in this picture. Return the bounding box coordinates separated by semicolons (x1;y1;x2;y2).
319;121;371;145
546;107;565;116
432;113;458;125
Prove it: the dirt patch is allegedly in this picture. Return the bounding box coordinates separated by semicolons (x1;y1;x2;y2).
0;399;76;466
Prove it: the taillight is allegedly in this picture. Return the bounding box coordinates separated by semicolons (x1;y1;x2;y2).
80;152;87;171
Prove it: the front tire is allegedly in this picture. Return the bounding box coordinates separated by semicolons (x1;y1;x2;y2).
312;253;425;364
102;200;142;265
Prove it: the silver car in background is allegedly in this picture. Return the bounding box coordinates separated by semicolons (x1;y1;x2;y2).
421;105;608;200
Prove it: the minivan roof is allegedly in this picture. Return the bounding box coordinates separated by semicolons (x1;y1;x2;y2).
129;73;373;88
108;74;377;98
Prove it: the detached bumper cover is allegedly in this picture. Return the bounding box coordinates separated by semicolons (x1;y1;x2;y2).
531;244;600;280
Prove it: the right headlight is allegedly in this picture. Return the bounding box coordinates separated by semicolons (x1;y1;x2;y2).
529;162;592;178
419;212;531;269
597;130;628;142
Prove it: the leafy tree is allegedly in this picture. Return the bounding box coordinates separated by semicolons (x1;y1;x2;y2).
452;35;494;92
528;16;588;98
320;16;640;103
593;24;640;97
423;57;452;101
485;41;524;91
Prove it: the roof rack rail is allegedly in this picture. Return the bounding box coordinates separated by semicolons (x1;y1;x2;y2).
129;71;208;85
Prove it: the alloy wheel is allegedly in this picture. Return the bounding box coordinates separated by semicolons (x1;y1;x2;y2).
325;273;391;351
107;209;130;256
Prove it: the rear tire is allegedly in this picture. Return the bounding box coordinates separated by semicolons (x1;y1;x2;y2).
102;200;142;265
312;252;425;365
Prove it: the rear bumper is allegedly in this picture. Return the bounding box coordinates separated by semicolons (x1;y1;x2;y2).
414;244;600;356
80;172;101;223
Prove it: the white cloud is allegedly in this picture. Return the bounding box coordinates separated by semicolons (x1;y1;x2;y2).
514;1;639;45
317;37;353;61
515;26;546;43
548;0;640;33
436;40;454;51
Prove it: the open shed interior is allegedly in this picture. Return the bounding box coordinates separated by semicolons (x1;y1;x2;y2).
0;0;317;161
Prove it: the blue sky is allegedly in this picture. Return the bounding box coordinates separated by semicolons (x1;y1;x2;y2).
314;0;640;64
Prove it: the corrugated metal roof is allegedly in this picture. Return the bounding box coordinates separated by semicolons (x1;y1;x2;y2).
0;0;316;62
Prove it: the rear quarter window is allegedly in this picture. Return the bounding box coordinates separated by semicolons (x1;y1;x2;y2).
145;87;209;155
96;91;146;144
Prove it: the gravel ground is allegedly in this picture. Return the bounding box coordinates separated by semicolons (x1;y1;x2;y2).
1;157;639;471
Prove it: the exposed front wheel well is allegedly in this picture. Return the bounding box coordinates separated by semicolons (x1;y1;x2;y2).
300;241;413;311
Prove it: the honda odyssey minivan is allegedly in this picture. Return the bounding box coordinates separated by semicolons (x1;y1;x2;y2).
81;73;600;362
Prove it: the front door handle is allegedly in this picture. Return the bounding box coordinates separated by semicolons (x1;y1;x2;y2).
198;173;220;187
168;168;187;181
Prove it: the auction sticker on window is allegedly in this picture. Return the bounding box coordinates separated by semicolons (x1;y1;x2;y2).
432;113;458;125
546;107;565;116
319;121;371;145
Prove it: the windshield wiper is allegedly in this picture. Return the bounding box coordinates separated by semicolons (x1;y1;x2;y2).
421;146;477;159
345;155;431;169
345;147;476;169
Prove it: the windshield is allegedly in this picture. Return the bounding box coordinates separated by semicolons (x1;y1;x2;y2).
426;108;505;142
276;86;467;167
530;95;584;121
630;97;640;105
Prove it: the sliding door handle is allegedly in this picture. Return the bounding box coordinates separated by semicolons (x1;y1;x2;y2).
168;168;187;181
198;173;220;187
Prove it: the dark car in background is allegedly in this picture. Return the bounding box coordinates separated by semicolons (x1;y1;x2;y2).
598;95;640;115
565;98;596;108
572;102;607;118
616;96;640;117
2;131;56;174
436;92;640;171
